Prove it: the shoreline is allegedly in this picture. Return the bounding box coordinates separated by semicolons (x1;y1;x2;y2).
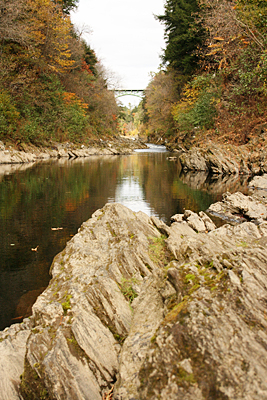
167;137;267;176
0;137;148;165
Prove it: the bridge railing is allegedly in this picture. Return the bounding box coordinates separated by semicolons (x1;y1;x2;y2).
113;89;144;98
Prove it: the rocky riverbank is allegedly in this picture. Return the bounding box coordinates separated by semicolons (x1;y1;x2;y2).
1;176;267;400
167;134;267;175
0;137;147;164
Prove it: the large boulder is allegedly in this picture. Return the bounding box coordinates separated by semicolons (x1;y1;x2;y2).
179;148;208;171
1;197;267;399
114;208;267;399
19;204;162;400
208;190;267;224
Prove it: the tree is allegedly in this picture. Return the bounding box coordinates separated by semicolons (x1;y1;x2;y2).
156;0;206;75
82;41;98;76
59;0;79;14
144;71;178;139
0;0;28;46
201;0;266;70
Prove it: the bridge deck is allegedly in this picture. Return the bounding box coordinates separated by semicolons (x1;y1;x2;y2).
114;89;144;98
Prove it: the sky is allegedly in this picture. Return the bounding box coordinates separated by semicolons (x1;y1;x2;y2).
70;0;166;106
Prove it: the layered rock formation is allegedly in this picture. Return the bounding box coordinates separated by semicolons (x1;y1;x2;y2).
175;143;267;175
0;138;147;164
1;179;267;399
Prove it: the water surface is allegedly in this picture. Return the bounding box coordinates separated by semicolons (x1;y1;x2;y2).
0;145;249;329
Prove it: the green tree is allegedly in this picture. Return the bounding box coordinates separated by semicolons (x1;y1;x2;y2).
157;0;206;75
82;41;98;76
54;0;79;14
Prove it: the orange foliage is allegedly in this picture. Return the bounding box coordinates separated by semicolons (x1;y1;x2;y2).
81;60;93;75
62;92;88;110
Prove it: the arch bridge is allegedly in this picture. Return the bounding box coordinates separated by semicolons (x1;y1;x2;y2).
114;89;144;99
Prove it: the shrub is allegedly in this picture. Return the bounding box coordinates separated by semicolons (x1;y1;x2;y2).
172;74;220;134
0;91;20;139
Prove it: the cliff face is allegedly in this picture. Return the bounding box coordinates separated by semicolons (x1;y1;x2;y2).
175;141;267;176
1;176;267;400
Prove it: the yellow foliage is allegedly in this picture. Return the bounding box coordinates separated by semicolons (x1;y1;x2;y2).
172;81;200;119
25;0;75;73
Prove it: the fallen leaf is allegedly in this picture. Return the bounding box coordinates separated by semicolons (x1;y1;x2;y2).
51;227;63;231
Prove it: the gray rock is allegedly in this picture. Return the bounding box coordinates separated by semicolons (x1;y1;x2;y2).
0;320;32;400
1;197;267;400
19;203;161;399
199;211;216;231
0;139;148;165
179;148;208;171
183;210;207;232
127;213;267;399
249;174;267;190
208;191;267;224
171;214;184;223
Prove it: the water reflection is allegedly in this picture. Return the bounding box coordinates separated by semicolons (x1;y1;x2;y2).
114;177;156;216
0;152;250;330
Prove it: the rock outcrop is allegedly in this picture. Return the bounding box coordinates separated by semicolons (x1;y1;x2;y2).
176;143;267;175
1;183;267;399
207;174;267;225
0;138;147;164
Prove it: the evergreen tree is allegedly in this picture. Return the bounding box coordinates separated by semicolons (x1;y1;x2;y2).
53;0;79;14
82;41;98;76
157;0;206;75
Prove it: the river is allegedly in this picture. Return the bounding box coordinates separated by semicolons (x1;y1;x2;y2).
0;145;250;330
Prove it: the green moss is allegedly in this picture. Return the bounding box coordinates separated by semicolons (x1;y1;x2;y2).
150;334;157;343
65;330;90;361
119;277;139;303
20;359;54;400
106;222;117;237
113;332;126;344
97;211;104;220
148;235;169;266
188;283;200;295
61;294;72;314
145;263;152;271
184;273;196;283
67;336;78;345
164;299;188;323
177;367;196;384
32;328;41;334
237;240;248;248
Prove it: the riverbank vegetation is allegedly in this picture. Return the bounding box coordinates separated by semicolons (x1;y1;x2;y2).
140;0;267;147
0;0;118;147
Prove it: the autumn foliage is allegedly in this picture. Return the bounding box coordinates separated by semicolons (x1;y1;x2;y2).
0;0;118;145
142;0;267;146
